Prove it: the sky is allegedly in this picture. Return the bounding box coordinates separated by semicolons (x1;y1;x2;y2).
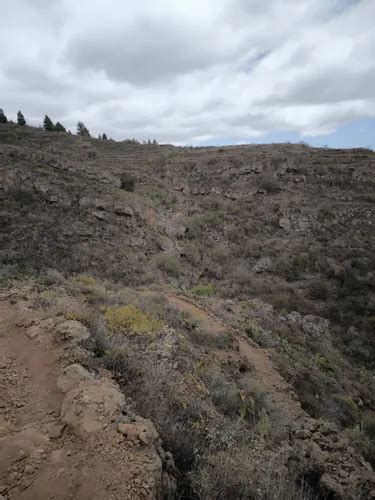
1;0;375;147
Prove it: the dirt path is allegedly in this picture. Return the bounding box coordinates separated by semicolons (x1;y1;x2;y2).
0;296;166;499
167;294;305;420
0;301;62;433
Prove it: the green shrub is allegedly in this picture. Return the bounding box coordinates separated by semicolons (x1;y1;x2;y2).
245;321;277;348
120;172;136;191
156;254;181;277
363;412;375;440
332;394;358;427
105;304;164;334
190;283;215;297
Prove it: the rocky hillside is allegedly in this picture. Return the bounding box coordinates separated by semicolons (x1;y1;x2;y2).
1;123;375;499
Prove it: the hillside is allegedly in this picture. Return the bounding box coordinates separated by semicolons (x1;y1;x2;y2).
1;123;375;499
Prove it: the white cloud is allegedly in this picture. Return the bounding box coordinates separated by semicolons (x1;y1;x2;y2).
0;0;374;143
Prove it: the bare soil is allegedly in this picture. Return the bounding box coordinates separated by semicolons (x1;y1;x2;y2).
0;297;162;500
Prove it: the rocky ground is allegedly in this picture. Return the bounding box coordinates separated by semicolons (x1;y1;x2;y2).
1;123;375;498
0;288;175;499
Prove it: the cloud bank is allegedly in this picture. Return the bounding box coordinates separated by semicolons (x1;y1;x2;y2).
1;0;374;144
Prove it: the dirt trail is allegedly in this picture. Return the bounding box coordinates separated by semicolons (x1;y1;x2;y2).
0;297;166;499
167;294;305;420
0;301;62;433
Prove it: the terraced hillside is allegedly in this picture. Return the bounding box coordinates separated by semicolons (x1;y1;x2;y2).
1;123;375;499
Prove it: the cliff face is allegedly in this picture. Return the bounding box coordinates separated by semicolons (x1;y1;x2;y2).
1;123;375;498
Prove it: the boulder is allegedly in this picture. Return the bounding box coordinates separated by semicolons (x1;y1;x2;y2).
57;363;93;394
56;320;90;343
61;379;125;440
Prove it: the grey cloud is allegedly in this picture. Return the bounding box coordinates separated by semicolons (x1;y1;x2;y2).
66;17;239;85
0;0;374;144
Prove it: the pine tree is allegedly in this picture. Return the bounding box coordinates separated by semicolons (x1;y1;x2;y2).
102;133;108;140
76;121;90;137
43;115;54;131
54;121;66;132
17;110;26;126
0;109;7;124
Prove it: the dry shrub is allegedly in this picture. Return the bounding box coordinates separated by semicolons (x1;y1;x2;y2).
155;253;182;277
202;365;241;417
42;268;65;285
74;274;96;286
192;444;316;500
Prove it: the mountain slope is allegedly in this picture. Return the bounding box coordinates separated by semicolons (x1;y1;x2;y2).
1;123;375;498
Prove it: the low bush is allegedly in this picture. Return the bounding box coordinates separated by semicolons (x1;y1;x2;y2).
104;304;164;334
308;280;330;300
42;268;65;286
190;282;215;297
192;445;316;500
120;172;136;191
74;274;96;286
363;412;375;440
257;175;279;194
155;253;182;277
330;394;358;428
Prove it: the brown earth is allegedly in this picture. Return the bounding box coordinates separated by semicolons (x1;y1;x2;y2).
0;294;170;500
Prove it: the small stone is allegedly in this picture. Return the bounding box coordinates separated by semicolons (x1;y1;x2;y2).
117;423;141;441
47;423;64;439
15;449;27;461
56;321;90;344
8;471;19;485
26;325;40;339
50;450;64;463
139;430;154;446
24;465;34;474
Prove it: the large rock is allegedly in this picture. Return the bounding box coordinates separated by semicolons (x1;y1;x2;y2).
61;378;125;440
57;363;93;394
57;320;90;343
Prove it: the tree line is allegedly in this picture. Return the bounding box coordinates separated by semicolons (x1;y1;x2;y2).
0;108;108;139
0;108;158;144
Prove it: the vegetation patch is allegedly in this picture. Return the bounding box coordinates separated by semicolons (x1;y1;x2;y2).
74;274;96;286
105;304;164;334
190;282;216;297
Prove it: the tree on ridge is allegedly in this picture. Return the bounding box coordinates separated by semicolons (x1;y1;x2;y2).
77;121;90;137
17;110;26;126
43;115;54;131
54;121;66;132
0;109;7;124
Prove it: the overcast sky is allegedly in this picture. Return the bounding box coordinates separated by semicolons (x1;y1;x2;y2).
1;0;375;146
